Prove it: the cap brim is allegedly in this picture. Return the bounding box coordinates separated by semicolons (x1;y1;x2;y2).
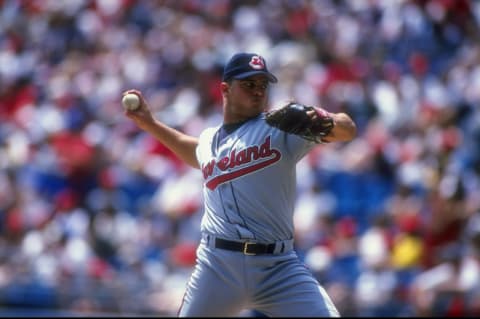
233;71;278;83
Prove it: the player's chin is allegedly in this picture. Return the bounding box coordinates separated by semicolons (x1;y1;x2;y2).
250;99;266;111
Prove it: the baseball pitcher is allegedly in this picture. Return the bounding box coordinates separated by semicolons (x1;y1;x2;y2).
123;52;357;317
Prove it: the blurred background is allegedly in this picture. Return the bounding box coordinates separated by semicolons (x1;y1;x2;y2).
1;0;480;317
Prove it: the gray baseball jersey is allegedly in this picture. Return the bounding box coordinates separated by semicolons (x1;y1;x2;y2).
178;113;340;317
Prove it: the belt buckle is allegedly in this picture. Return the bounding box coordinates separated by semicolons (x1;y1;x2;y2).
243;242;257;255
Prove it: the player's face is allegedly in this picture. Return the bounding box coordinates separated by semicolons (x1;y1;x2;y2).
223;74;270;123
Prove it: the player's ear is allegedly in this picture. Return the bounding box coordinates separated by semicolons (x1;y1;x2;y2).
221;82;231;94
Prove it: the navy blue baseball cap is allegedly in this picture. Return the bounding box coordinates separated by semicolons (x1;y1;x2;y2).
222;53;278;83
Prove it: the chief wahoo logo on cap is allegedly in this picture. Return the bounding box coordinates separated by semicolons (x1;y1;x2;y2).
249;56;265;70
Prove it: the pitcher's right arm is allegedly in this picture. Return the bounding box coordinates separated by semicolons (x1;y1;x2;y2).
122;89;199;169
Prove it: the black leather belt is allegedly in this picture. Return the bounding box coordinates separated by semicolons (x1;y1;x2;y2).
214;238;276;255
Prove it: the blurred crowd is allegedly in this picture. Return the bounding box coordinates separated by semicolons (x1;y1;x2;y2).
1;0;480;316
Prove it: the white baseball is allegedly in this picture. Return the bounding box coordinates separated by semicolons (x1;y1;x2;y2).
122;93;140;111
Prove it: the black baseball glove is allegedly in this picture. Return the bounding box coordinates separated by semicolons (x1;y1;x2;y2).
265;102;334;143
